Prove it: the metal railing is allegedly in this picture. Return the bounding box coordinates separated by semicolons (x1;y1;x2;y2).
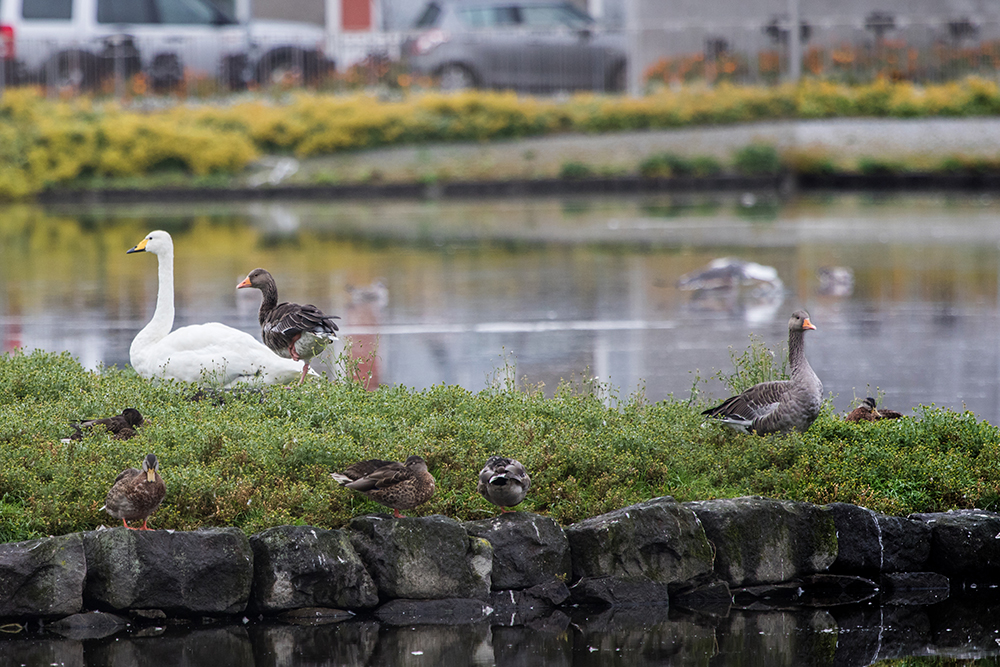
3;19;1000;98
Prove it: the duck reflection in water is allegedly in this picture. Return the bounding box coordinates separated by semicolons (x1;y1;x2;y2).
676;257;785;324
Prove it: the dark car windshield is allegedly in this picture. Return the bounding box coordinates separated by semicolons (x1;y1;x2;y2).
417;2;596;29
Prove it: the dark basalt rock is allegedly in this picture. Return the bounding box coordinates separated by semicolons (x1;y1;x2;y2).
565;496;714;586
348;515;492;600
909;509;1000;580
881;572;950;606
731;574;878;610
829;502;931;574
83;527;253;615
685;496;838;586
568;575;672;608
374;598;494;625
47;611;130;640
275;607;356;625
0;533;86;618
249;525;378;613
464;512;571;590
489;580;570;624
670;578;733;617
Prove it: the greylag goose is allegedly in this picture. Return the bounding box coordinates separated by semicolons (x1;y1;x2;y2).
702;310;823;435
237;268;340;385
101;453;166;530
67;408;143;441
845;397;904;422
331;456;435;518
477;456;531;512
127;231;311;387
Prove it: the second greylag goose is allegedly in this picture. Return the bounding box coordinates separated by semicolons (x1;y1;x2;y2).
127;231;311;387
237;268;340;385
331;456;435;518
477;456;531;512
702;310;823;435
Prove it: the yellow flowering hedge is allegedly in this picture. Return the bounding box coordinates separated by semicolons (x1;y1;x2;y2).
3;76;1000;198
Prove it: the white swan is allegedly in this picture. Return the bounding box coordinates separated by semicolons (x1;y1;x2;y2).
127;230;312;387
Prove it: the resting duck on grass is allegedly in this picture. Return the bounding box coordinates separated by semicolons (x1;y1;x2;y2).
66;408;144;441
846;396;905;422
331;456;435;518
101;453;166;531
477;456;531;512
702;310;823;435
237;268;340;385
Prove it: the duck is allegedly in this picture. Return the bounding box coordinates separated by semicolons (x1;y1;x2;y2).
702;310;823;435
101;453;166;530
677;257;783;293
846;396;905;422
477;456;531;512
331;456;435;518
66;408;143;442
127;231;311;387
237;268;340;385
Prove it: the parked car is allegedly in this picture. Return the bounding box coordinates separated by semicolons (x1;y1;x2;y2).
405;0;627;93
0;0;331;91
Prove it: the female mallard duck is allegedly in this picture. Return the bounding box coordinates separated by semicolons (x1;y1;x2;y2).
477;456;531;512
846;397;905;422
127;231;311;386
102;453;166;530
331;456;435;518
702;310;823;435
68;408;144;441
237;268;340;385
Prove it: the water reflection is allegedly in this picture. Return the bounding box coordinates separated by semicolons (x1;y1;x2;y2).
4;590;1000;666
2;192;1000;421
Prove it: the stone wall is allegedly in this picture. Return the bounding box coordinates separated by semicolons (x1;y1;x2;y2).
1;495;997;623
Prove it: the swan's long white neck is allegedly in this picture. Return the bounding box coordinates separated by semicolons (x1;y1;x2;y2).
130;242;175;355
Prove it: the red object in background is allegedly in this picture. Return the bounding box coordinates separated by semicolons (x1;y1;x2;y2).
342;0;371;31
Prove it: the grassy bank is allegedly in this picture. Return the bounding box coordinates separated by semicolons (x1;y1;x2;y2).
1;349;998;544
6;77;1000;199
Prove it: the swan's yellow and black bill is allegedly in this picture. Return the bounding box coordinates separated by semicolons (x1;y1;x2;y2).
127;237;150;254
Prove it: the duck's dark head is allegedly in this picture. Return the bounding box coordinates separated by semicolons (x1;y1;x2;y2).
404;456;428;472
141;454;160;482
237;268;273;291
122;408;144;428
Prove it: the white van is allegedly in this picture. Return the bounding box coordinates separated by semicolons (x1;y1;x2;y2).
0;0;331;90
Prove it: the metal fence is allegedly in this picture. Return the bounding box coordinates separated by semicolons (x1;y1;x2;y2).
3;19;1000;98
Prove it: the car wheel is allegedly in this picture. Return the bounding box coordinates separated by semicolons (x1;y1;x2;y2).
42;50;99;91
149;53;184;93
436;63;477;91
255;47;325;86
606;61;627;93
221;54;250;91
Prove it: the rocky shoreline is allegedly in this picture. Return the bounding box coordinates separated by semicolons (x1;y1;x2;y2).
3;495;998;626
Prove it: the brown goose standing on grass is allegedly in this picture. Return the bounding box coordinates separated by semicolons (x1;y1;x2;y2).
237;268;340;384
331;456;435;518
101;453;166;530
478;456;531;512
67;408;144;441
702;310;823;435
846;396;905;422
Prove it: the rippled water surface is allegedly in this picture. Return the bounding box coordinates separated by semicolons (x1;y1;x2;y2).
2;190;1000;420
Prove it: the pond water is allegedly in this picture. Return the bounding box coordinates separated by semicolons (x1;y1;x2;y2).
2;190;1000;421
3;589;1000;666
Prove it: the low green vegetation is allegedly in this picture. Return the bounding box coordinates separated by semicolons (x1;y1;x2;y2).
1;348;998;544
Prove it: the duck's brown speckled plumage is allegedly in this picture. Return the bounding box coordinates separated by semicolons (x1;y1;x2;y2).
477;456;531;511
331;456;435;518
237;268;340;384
102;453;166;530
70;408;144;441
702;310;823;435
846;397;905;422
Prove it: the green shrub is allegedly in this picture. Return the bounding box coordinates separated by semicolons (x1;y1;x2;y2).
559;160;593;179
733;143;783;175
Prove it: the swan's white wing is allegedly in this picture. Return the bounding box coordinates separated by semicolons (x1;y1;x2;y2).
131;322;308;386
